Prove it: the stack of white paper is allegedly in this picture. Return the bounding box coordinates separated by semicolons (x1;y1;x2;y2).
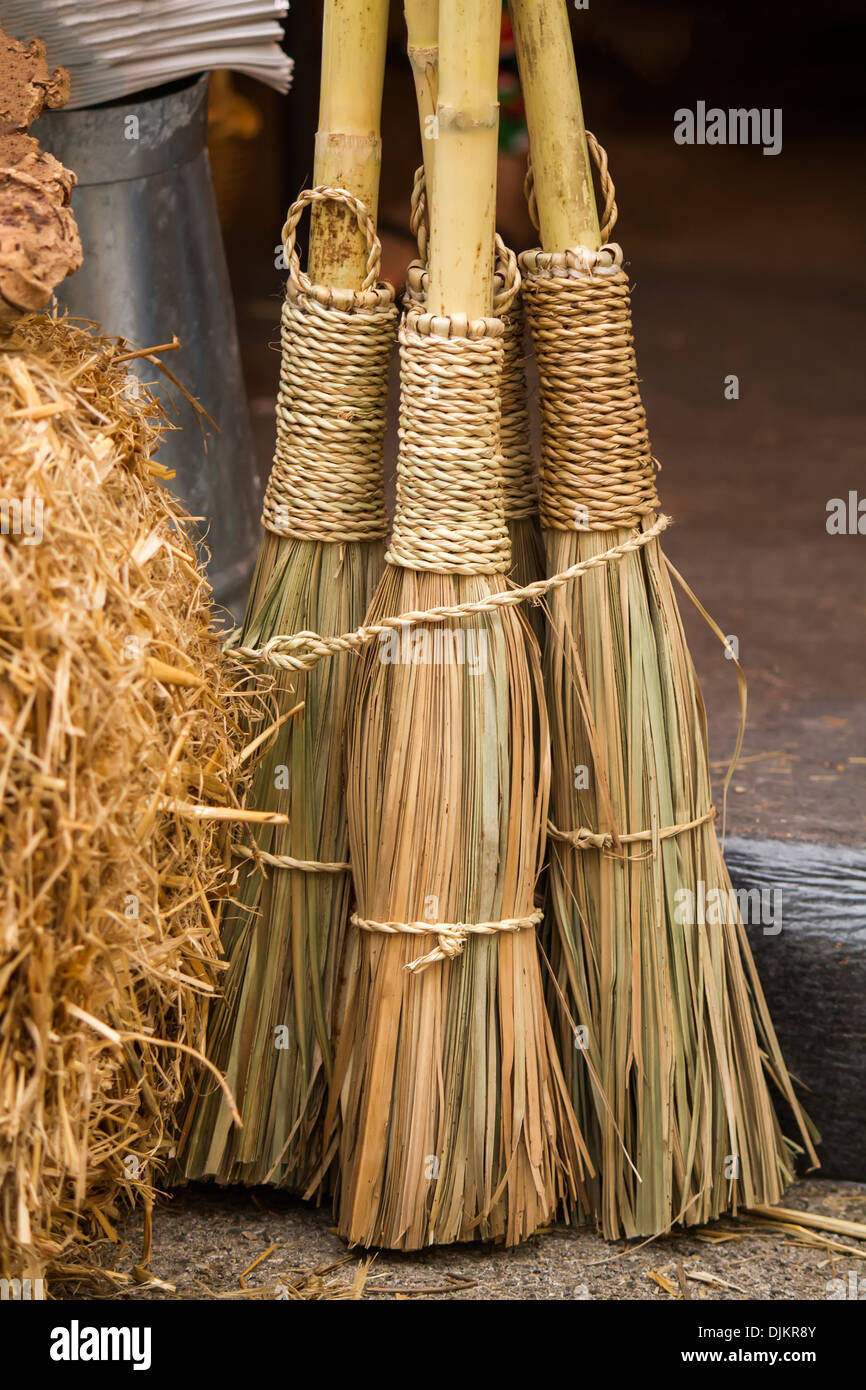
5;0;292;108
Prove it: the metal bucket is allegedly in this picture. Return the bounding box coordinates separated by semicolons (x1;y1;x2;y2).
34;74;262;618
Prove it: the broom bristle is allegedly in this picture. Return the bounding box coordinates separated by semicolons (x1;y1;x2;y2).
336;565;588;1248
179;532;383;1193
508;514;546;589
534;350;819;1240
178;175;397;1195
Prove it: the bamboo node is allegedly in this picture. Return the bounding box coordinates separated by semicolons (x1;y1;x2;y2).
437;101;500;133
350;908;543;975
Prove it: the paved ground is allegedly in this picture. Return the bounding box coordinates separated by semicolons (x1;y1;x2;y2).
65;1179;865;1301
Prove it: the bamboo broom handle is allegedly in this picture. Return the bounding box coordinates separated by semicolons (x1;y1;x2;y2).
508;0;600;252
309;0;390;288
427;0;501;318
404;0;438;252
404;0;439;148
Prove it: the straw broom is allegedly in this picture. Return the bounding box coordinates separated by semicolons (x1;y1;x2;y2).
403;0;543;595
509;0;818;1239
179;0;395;1195
331;0;587;1250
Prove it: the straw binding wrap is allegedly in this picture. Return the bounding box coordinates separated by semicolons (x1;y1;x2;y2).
261;186;398;544
520;241;660;533
386;307;510;574
407;168;534;524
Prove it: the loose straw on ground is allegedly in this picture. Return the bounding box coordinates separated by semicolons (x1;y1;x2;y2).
179;0;394;1197
509;0;818;1239
330;0;588;1250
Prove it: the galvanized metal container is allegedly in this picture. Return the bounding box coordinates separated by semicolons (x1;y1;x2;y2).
34;74;262;618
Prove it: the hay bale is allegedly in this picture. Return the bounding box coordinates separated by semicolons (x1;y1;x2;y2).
0;313;256;1281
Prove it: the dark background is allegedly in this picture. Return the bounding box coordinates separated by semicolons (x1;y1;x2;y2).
243;1;866;264
276;0;866;236
222;0;865;855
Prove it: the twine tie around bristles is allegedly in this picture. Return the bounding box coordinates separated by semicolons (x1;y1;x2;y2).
230;513;669;671
234;842;351;875
351;908;544;975
261;187;398;544
385;308;511;574
548;807;717;859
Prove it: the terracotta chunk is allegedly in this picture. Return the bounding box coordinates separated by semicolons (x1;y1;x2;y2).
0;28;81;330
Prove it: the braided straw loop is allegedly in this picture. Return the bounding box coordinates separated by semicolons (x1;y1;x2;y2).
524;129;618;244
386;307;511;574
261;186;398;544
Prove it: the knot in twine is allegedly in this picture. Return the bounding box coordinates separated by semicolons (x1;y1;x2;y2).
548;807;718;859
519;239;660;534
261;186;398;544
386;307;511;574
351;907;543;975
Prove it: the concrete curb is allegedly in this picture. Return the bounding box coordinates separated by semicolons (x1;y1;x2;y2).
728;837;866;1180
